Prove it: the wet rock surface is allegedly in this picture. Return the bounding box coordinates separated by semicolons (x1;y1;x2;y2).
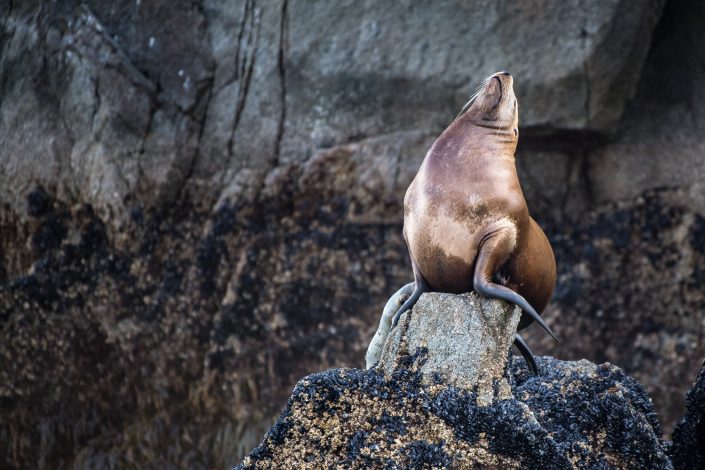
0;175;406;468
236;352;672;469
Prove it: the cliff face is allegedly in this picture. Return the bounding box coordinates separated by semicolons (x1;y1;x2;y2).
1;0;704;468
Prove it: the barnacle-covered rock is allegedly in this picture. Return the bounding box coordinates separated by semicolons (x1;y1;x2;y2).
237;292;671;469
236;353;672;469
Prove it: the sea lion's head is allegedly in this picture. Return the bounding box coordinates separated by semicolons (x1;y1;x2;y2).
458;71;519;136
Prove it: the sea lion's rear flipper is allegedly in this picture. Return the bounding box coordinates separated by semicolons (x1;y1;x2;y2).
514;333;539;376
473;230;558;342
391;262;429;328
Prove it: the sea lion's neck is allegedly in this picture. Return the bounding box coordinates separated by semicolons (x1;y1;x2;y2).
460;122;517;158
428;117;518;167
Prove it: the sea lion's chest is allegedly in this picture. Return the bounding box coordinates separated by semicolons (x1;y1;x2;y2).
402;157;526;290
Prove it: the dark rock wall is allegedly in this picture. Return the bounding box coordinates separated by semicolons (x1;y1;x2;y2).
1;0;703;468
525;0;705;440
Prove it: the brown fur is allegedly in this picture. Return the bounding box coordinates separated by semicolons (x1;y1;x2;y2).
403;72;556;332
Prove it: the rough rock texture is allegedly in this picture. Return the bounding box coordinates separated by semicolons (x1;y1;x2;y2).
377;292;520;404
670;359;705;469
236;352;672;469
586;0;705;206
1;173;399;468
530;188;705;437
2;0;704;467
511;0;705;438
0;0;663;226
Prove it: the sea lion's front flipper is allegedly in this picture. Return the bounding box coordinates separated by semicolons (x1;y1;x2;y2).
473;230;558;342
513;333;539;376
366;283;415;368
391;261;429;328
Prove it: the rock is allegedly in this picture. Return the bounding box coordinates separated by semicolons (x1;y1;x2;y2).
236;353;672;469
237;293;671;468
0;1;664;224
377;292;520;405
532;188;705;437
670;359;705;469
586;0;705;209
280;0;664;164
0;176;407;469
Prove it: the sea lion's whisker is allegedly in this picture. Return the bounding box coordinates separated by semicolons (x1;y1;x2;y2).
456;76;493;120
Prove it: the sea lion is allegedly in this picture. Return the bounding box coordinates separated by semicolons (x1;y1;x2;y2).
365;282;414;369
390;71;557;374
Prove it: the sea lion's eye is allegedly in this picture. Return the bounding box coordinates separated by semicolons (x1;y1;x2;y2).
514;128;518;136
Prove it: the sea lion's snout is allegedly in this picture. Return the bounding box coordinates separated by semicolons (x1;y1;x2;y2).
488;72;517;126
456;72;517;126
490;71;514;87
478;72;515;119
486;76;503;99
